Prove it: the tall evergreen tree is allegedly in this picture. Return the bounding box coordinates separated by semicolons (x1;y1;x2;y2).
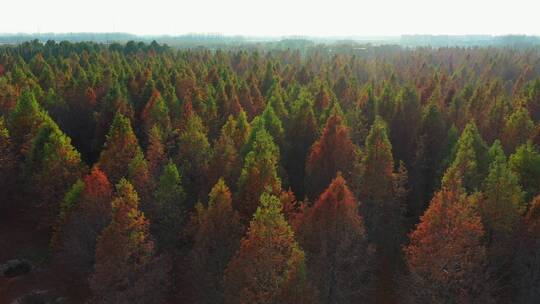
260;104;285;149
53;166;113;272
483;96;510;143
508;142;540;203
410;102;448;217
141;89;171;142
236;129;281;222
25;120;86;226
189;179;242;304
297;174;375;304
90;179;168;303
305;112;358;200
265;79;289;121
8;90;53;156
359;116;407;302
211;121;240;185
390;85;421;165
404;178;491;303
146;125;166;179
126;146;152;202
442;121;489;193
480;140;525;240
359;116;404;250
524;79;540;122
285;91;318;199
92;83;135;160
173;113;211;203
502;107;535;154
97;112;142;184
209;112;250;189
243;105;284;157
223;192;315;304
151;161;186;251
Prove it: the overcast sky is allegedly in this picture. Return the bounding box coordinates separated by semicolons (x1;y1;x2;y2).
2;0;539;37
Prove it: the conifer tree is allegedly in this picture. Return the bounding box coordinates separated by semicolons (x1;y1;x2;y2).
484;96;510;143
410;102;448;217
390;85;421;165
141;89;171;143
25;121;86;226
151;161;186;251
236;129;281;222
314;82;331;115
360;84;377;126
93;83;135;159
260;103;285;148
305;111;358;200
524;78;540;122
243;104;284;157
54;179;85;244
442;121;489;193
97;112;142;184
502;107;535;154
8;90;53;156
90;179;168;303
266;80;289;121
174;113;211;203
54;166;113;271
189;179;242;304
479;140;525;240
248;77;265;116
146;125;166;179
286;91;318;198
209;116;243;190
234;110;251;149
297;174;374;303
404;178;491;303
359;116;404;250
221;78;243;121
261;61;277;95
508;142;540;204
223;192;315;304
128;149;153;206
238;80;257;118
333;74;356;110
378;82;396;123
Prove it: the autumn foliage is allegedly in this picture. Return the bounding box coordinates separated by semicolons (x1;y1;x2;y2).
188;179;242;303
97;113;142;184
296;174;375;303
53;166;113;271
223;192;315;304
305;112;357;199
2;40;540;303
404;179;491;302
90;179;168;303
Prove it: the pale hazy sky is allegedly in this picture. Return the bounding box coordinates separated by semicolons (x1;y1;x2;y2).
2;0;539;36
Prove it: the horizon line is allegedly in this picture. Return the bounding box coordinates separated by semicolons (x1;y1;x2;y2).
1;32;539;39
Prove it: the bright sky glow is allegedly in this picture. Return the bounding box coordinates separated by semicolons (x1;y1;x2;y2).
2;0;540;37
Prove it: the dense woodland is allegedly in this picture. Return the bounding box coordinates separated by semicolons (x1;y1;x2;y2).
1;40;540;303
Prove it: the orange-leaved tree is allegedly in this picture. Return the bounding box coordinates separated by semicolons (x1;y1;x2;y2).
305;111;358;200
90;179;168;303
223;191;316;304
297;174;375;304
404;176;491;302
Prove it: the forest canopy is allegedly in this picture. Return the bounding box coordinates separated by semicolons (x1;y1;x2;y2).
1;39;540;303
